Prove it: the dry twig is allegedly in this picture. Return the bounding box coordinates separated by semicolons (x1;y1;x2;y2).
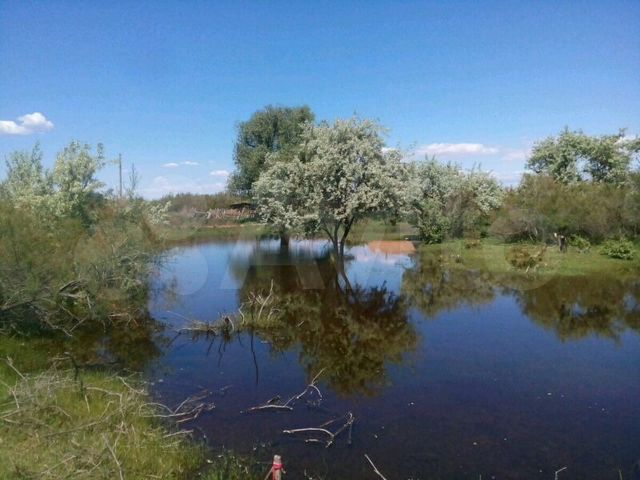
364;454;388;480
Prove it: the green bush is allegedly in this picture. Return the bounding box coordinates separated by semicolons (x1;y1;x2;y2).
491;173;640;242
506;245;547;270
0;201;159;333
464;239;482;249
570;234;591;253
600;239;635;260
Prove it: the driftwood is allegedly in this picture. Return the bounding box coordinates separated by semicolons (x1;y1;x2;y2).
554;467;567;479
142;389;215;424
243;368;325;413
283;411;355;448
364;454;388;480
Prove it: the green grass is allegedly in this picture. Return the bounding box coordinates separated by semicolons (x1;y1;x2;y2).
0;336;252;480
158;221;269;245
418;239;640;277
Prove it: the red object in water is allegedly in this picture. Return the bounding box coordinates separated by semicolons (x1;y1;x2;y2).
271;455;284;480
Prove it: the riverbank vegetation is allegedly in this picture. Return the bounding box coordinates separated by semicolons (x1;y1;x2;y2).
0;142;250;479
230;107;639;257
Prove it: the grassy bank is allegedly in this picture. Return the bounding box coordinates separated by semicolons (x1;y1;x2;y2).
418;239;640;277
0;336;252;480
158;221;269;244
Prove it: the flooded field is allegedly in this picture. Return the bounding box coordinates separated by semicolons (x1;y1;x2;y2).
147;240;640;479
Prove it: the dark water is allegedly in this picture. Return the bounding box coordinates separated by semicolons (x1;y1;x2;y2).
146;240;640;479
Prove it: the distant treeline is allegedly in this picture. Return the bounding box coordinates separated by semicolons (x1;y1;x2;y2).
151;192;245;213
226;106;640;246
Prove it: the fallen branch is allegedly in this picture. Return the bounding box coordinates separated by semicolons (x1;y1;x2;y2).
283;412;355;448
244;368;325;413
141;390;215;423
554;467;567;480
364;454;388;480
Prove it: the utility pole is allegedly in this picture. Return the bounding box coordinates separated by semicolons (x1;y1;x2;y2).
118;153;123;199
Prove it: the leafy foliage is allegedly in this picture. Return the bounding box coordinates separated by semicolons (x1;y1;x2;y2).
405;159;503;242
506;245;547;270
600;239;635;260
228;105;314;196
569;234;591;252
527;128;637;185
0;142;165;333
491;173;640;242
254;117;407;254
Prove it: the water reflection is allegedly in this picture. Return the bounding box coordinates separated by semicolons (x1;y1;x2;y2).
401;252;495;315
402;248;640;340
510;276;640;341
233;246;419;396
149;240;640;479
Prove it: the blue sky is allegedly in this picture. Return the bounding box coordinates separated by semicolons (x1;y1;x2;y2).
1;0;639;197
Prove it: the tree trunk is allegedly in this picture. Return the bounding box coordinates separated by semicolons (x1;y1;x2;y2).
279;231;290;250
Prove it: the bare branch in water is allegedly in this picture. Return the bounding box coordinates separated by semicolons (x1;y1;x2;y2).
244;368;326;413
283;412;355;448
364;454;388;480
141;389;215;423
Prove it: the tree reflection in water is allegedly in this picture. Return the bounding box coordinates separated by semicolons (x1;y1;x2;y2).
233;243;419;396
402;247;640;340
230;241;639;396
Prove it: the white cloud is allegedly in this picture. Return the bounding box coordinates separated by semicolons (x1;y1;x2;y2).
163;161;201;168
417;143;499;157
0;112;54;135
210;169;230;177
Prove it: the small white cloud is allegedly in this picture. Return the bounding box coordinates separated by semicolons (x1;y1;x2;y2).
0;112;54;135
183;161;199;166
417;143;499;157
163;162;179;168
210;169;230;177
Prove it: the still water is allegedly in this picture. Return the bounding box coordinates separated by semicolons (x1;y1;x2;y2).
147;240;640;479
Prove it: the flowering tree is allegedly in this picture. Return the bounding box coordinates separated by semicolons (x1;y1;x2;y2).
2;143;53;213
253;118;407;256
405;159;503;242
527;128;638;185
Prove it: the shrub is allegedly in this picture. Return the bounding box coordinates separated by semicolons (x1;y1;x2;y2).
600;239;635;260
464;239;482;249
0;201;159;333
569;234;591;253
506;245;547;270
